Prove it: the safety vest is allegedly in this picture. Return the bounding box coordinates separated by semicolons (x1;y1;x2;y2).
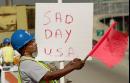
2;46;14;63
18;56;58;83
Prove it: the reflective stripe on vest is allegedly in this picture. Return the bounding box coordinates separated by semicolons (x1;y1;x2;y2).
2;46;14;63
18;57;58;83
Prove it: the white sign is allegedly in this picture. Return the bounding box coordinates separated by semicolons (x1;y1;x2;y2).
35;3;93;61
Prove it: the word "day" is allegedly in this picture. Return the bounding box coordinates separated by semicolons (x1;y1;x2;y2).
44;29;72;43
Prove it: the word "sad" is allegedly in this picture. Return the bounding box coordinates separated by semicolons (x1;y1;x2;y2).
43;11;73;25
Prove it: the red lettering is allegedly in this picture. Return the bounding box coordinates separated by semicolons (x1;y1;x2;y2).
43;47;74;57
56;12;62;23
55;29;63;38
44;48;52;55
65;29;71;43
45;29;52;39
43;11;51;25
68;47;74;56
65;15;73;24
57;48;63;56
44;29;72;43
43;11;74;25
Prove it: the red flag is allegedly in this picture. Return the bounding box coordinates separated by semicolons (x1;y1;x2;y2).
89;22;128;68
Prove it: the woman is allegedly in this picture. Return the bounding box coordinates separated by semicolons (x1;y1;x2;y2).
11;30;85;83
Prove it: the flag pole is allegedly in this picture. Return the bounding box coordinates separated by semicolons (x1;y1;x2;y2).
84;27;111;62
57;0;65;83
58;0;63;3
84;22;117;62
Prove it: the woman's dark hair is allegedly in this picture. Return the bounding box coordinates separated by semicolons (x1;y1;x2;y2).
17;40;35;56
17;41;31;56
18;45;26;56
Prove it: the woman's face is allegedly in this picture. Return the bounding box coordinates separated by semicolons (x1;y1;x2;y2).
26;40;37;53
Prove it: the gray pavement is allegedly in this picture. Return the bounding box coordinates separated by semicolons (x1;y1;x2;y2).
65;54;129;83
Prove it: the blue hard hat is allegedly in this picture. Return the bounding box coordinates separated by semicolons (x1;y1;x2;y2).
3;38;11;44
11;30;33;50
